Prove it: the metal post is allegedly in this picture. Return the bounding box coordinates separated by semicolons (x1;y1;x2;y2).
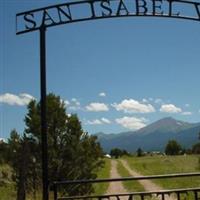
54;184;58;200
176;192;180;200
40;26;49;200
194;191;198;200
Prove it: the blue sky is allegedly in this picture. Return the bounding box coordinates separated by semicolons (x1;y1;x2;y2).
1;0;200;139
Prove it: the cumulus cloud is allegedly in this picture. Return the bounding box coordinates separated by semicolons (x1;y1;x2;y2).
71;98;80;106
64;100;70;106
64;98;81;110
101;117;111;124
115;116;147;130
86;102;109;112
182;111;192;116
69;106;80;111
142;98;148;103
154;98;163;104
148;97;153;101
99;92;106;97
112;99;155;113
86;117;111;125
85;117;111;125
160;104;182;113
86;119;103;125
0;93;35;106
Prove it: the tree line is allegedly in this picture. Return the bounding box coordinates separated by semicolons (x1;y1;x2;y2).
165;138;200;155
0;93;104;200
108;135;200;158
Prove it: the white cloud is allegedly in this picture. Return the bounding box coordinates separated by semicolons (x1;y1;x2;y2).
86;117;111;125
86;119;103;125
99;92;106;97
64;98;81;110
155;98;163;104
86;102;109;112
69;106;80;111
160;104;182;113
182;111;192;116
71;98;80;106
142;98;148;103
148;97;153;101
64;100;70;106
115;116;147;130
101;117;111;124
112;99;155;113
0;93;35;106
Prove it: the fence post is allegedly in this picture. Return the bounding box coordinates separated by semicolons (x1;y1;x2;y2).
54;183;58;200
194;191;198;200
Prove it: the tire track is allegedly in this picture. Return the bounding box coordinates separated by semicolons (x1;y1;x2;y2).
120;159;174;200
106;159;128;200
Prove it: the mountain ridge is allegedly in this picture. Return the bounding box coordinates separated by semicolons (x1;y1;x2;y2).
95;117;200;152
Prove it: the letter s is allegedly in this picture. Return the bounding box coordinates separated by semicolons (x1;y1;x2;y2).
101;0;112;16
24;13;36;30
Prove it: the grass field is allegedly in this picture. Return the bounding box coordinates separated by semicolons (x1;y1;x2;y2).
1;155;200;199
0;159;111;199
93;158;111;195
117;160;144;192
0;164;55;200
125;155;200;189
0;164;16;200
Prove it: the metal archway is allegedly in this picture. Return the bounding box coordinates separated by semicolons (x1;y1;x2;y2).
17;0;200;35
16;1;200;200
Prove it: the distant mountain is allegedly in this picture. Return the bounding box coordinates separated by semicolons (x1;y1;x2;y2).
96;117;200;152
135;117;194;135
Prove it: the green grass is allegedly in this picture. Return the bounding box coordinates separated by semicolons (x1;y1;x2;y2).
0;160;111;199
0;184;16;200
0;164;16;200
93;158;111;195
125;155;200;189
117;160;144;192
26;191;55;200
3;155;199;199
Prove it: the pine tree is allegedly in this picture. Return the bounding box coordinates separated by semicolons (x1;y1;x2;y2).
165;140;182;155
23;93;104;196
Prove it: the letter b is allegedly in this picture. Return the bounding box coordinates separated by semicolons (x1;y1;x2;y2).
136;0;148;15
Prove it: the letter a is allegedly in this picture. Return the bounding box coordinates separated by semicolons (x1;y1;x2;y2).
116;0;130;16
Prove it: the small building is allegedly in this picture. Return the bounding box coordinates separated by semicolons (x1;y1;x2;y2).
104;154;111;159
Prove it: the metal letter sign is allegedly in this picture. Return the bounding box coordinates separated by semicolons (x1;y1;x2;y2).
17;0;200;34
16;0;200;200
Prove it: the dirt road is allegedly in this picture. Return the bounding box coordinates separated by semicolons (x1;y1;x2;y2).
120;159;174;200
106;159;128;200
120;160;162;191
105;159;174;200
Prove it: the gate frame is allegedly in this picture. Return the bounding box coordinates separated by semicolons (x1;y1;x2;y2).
16;1;200;200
